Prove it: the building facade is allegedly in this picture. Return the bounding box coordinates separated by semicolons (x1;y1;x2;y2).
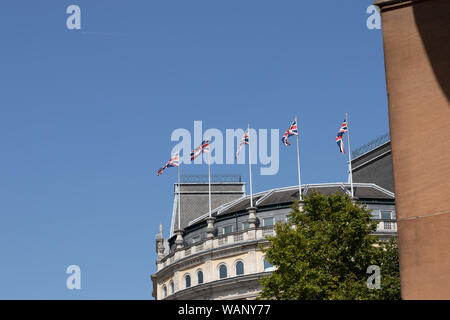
352;134;393;193
151;143;397;300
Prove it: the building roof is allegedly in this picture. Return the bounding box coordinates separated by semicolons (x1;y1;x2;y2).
351;140;394;192
170;182;245;236
182;182;394;229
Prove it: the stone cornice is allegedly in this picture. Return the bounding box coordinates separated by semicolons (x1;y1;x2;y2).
153;238;269;280
163;272;272;300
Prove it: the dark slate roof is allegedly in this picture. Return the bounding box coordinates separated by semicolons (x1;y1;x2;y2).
171;183;245;236
177;182;394;231
304;185;347;197
353;185;394;199
256;188;300;206
218;194;265;215
256;185;349;207
351;142;394;192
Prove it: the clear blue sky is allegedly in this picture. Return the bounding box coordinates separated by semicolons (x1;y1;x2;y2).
0;0;388;299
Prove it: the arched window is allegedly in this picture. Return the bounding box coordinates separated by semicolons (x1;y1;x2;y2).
197;270;204;284
235;261;244;276
263;258;274;272
162;285;167;298
185;274;191;288
219;264;228;279
170;280;174;294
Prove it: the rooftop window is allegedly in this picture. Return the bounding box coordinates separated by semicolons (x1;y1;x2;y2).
222;225;233;235
381;211;392;220
263;217;274;226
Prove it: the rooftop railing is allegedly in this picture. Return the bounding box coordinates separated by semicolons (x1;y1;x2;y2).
181;174;242;183
352;132;390;159
158;220;397;271
159;227;274;270
374;219;398;234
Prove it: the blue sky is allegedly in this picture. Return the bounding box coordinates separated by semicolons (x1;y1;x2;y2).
0;0;388;299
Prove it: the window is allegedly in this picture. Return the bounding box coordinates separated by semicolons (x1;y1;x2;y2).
170;281;174;294
219;264;228;279
185;275;191;288
241;222;250;230
381;211;392;220
162;285;167;298
192;235;200;244
197;270;204;284
371;210;380;219
235;261;244;276
263;217;274;226
263;258;274;272
222;225;233;234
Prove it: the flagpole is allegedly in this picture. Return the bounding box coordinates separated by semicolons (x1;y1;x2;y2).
346;113;354;198
208;147;212;217
295;115;302;201
178;163;181;230
248;123;254;207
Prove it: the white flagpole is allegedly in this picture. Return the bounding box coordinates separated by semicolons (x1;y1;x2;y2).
178;163;181;230
208;146;212;217
248;123;254;207
346;113;354;198
295;115;302;201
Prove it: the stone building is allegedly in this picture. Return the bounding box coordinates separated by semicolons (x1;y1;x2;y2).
151;141;397;300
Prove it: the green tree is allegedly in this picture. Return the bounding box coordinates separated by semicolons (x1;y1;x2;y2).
259;192;401;300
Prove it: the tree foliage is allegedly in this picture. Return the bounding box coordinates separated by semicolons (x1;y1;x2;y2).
259;192;401;300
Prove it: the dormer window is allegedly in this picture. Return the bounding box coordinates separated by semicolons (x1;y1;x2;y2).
222;225;233;234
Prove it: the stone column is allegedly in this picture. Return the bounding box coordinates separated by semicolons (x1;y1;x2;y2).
205;258;213;283
246;207;257;240
298;200;305;213
174;229;184;251
156;223;165;261
206;217;216;239
248;249;257;274
174;270;180;294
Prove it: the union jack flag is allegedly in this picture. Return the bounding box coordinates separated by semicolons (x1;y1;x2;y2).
282;118;298;146
235;129;249;158
336;120;347;154
339;120;348;133
157;150;180;176
190;138;210;161
336;132;345;154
